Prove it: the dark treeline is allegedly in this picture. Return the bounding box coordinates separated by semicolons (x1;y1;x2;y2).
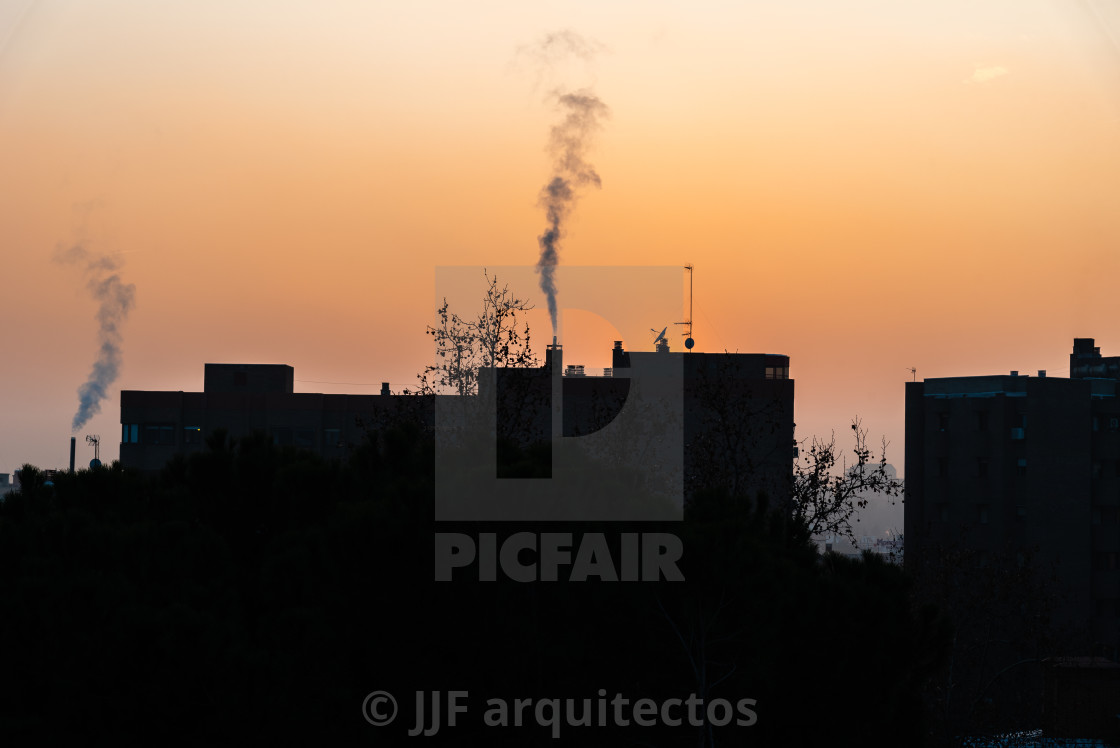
0;426;949;746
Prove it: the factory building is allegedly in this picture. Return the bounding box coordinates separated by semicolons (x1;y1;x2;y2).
120;344;795;503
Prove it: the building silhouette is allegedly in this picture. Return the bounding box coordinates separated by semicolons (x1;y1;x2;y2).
120;344;794;503
905;338;1120;650
120;363;424;471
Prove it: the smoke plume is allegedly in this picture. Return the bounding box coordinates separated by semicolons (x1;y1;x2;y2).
536;89;609;335
55;244;136;432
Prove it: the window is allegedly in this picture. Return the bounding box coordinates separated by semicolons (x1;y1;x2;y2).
977;458;989;478
1094;461;1104;479
937;457;948;478
938;413;949;432
324;428;341;447
938;504;950;522
295;428;314;449
1016;505;1027;522
143;423;174;446
182;426;201;446
121;423;140;444
1094;416;1100;432
977;505;989;524
270;427;293;446
1112;417;1119;433
1017;458;1027;477
975;411;989;432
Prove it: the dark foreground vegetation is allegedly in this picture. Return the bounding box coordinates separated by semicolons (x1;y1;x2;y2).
0;426;949;746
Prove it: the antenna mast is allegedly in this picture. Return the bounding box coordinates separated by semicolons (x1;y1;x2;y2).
674;263;695;350
85;434;101;468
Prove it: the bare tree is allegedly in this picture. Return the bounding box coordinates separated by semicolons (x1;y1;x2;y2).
790;418;903;545
415;271;538;396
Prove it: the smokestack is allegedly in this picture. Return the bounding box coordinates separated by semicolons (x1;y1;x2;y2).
69;437;75;473
380;382;390;396
545;339;562;370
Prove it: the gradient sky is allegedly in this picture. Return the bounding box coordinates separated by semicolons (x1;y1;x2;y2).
2;0;1120;472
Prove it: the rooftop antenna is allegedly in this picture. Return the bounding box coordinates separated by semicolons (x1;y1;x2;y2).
85;434;101;469
674;263;694;350
908;367;917;382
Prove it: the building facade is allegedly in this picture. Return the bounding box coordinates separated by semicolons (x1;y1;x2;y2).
905;338;1120;649
120;364;426;471
120;346;795;504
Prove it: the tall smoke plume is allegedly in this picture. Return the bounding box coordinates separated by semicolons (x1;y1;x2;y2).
530;32;609;336
55;244;136;432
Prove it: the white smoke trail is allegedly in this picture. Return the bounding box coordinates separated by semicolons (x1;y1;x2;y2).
536;89;609;334
55;244;136;432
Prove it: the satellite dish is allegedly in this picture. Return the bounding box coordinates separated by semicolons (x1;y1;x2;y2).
89;459;101;469
651;326;667;345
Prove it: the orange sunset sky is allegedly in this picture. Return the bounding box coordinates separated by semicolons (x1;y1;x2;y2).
2;0;1120;471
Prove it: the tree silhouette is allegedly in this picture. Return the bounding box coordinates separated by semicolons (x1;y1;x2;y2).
416;270;538;396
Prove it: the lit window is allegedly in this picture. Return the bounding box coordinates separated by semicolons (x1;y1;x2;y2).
183;427;201;446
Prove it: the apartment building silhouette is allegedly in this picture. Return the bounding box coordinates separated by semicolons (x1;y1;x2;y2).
905;338;1120;649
